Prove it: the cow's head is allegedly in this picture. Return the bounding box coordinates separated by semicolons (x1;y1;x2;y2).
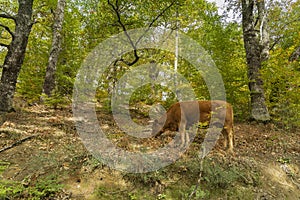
151;115;167;136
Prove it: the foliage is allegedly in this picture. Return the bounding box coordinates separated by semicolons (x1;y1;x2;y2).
185;185;210;199
95;184;133;200
16;1;52;103
262;50;300;129
121;156;257;199
16;0;84;104
41;91;70;109
262;0;300;129
202;160;241;189
1;0;251;121
0;0;17;59
0;175;63;200
0;161;10;174
1;158;63;199
1;0;299;124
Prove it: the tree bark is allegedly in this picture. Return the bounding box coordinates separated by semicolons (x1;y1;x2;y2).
0;0;34;112
241;0;270;121
257;0;269;62
43;0;66;97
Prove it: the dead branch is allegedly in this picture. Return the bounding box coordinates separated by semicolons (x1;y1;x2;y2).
0;42;9;48
108;0;139;66
135;0;176;46
0;7;16;20
0;13;16;21
0;23;15;39
270;18;300;51
0;134;38;153
108;0;176;66
269;36;283;52
289;46;300;62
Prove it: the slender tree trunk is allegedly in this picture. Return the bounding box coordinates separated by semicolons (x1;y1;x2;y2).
0;0;34;112
241;0;270;121
43;0;66;97
257;0;269;62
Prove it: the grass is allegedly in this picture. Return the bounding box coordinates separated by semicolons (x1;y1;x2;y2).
1;158;64;199
0;175;63;200
92;156;259;200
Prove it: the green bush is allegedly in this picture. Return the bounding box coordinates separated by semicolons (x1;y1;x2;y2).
202;160;243;189
262;52;300;129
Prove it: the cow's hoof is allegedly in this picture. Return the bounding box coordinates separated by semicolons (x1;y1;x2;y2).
179;142;190;149
226;149;234;155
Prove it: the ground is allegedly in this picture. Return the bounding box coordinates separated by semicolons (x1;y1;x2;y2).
0;104;299;199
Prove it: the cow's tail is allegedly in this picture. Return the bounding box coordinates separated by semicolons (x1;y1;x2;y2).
230;103;235;145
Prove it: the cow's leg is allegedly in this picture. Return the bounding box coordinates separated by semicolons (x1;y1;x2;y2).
179;121;187;148
185;129;190;147
222;129;228;149
223;127;234;153
227;128;234;153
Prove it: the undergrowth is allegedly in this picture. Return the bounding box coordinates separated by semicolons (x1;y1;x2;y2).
98;156;259;199
0;162;63;200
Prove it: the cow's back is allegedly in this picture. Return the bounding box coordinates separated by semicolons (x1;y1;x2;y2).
154;100;233;134
173;100;232;128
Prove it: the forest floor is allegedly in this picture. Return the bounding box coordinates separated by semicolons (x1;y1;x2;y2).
0;104;300;200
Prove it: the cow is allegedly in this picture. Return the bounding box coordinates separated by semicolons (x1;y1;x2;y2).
152;100;234;153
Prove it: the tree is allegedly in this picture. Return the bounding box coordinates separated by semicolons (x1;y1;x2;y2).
0;0;34;112
43;0;66;97
241;0;270;121
104;0;177;95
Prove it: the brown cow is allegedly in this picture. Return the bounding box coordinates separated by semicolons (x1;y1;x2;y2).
152;100;234;153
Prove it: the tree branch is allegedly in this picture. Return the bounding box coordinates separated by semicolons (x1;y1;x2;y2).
149;1;176;29
135;0;176;45
31;3;47;25
269;36;283;51
0;23;15;39
289;46;300;62
0;134;38;153
270;18;300;51
108;0;139;66
108;0;176;66
0;42;9;48
0;7;16;21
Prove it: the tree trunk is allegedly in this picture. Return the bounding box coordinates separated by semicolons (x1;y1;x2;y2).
241;0;270;121
43;0;66;97
0;0;34;112
257;0;269;62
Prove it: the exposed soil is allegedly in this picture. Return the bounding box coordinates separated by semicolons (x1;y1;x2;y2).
0;105;299;199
